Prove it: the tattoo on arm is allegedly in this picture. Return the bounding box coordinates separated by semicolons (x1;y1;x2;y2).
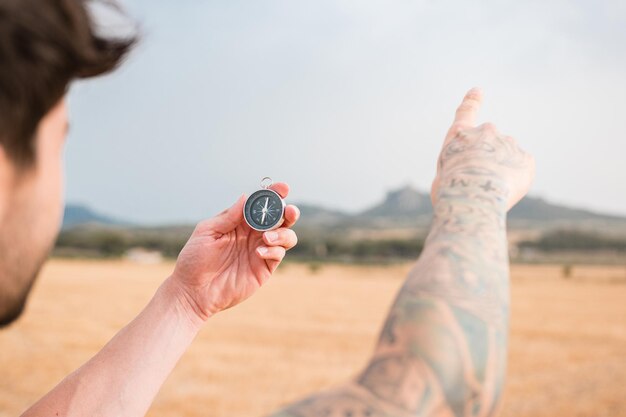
268;170;511;417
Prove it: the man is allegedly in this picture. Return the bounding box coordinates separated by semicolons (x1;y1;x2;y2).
1;1;534;416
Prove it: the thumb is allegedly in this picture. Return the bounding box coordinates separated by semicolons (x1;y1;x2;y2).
210;194;247;234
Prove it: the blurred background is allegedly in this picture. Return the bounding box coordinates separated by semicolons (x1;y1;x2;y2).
1;1;625;416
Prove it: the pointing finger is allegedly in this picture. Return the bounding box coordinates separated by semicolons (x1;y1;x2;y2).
452;87;483;128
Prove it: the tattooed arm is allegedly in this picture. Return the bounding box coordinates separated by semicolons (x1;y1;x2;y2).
268;88;535;417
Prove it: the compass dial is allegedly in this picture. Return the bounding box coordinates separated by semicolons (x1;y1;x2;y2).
244;189;285;231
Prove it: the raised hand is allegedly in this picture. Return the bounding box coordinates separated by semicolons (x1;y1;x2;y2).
267;91;536;417
431;88;535;211
170;182;300;321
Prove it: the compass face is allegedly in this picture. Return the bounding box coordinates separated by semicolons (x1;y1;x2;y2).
244;189;285;231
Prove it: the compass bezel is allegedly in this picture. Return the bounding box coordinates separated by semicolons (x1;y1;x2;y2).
243;189;286;232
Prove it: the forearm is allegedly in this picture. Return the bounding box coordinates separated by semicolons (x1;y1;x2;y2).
269;88;532;417
356;174;510;416
269;175;510;417
22;277;203;417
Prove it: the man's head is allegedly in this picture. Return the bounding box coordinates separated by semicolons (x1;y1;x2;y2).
0;0;134;326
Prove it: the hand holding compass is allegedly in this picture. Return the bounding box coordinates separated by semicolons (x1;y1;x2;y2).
170;179;300;320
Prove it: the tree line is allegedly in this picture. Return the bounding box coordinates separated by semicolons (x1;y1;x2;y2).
519;229;626;252
54;227;625;261
54;227;425;262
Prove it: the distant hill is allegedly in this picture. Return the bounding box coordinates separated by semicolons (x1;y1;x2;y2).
59;191;626;263
295;185;626;231
508;196;625;223
64;186;626;232
295;203;350;226
63;204;127;229
360;185;432;220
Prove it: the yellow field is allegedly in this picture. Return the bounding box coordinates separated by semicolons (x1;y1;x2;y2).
1;260;626;417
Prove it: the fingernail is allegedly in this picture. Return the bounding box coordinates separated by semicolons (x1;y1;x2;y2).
265;231;278;243
257;246;268;255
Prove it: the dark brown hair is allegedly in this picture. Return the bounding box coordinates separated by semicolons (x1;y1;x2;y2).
0;0;136;167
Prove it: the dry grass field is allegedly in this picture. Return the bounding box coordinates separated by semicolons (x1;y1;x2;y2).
1;260;625;417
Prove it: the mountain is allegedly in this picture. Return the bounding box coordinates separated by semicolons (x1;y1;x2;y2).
64;186;626;232
360;185;432;219
295;203;350;226
297;185;626;230
508;196;626;222
62;204;127;229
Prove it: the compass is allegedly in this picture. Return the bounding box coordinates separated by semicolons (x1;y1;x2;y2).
243;177;286;232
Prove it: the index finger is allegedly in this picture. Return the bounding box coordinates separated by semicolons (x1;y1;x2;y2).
452;87;483;127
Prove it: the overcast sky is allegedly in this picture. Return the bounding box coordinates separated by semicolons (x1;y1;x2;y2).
65;0;626;224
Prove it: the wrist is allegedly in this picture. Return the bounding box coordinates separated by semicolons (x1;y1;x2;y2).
158;277;208;332
435;171;509;212
428;172;509;243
